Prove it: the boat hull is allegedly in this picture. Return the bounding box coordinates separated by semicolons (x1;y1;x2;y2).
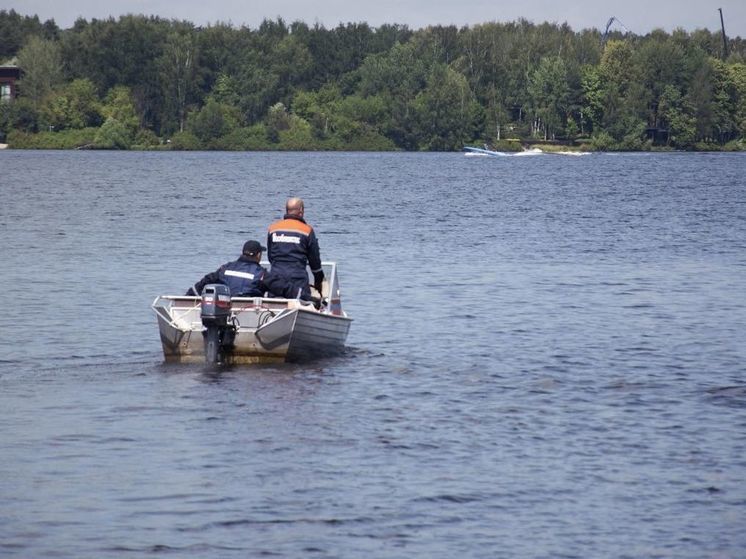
153;296;351;364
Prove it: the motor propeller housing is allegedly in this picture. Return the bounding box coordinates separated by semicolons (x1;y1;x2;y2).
200;284;234;363
200;284;232;326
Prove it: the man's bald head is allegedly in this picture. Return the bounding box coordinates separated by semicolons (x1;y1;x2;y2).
286;197;304;216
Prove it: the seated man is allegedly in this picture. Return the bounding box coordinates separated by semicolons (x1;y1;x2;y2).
186;240;267;297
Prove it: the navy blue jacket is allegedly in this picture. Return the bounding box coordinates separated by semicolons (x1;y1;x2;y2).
189;256;267;297
267;215;322;276
264;214;324;300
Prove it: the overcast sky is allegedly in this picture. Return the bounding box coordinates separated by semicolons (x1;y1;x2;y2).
6;0;746;37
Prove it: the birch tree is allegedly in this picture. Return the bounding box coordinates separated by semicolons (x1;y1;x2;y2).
158;31;197;133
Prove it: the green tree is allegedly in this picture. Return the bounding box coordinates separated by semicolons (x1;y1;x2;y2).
168;130;201;150
480;83;512;142
337;93;390;129
686;58;715;141
16;36;63;105
94;116;132;149
188;99;239;144
633;30;687;129
291;84;395;148
300;22;390;90
0;9;58;60
3;98;41;133
356;42;429;149
413;65;483;150
269;34;313;96
41;78;102;130
599;40;646;143
101;86;139;136
706;58;742;142
527;56;570;139
291;86;337;139
158;31;198;133
0;101;12;141
357;41;428;99
62;15;171;91
234;60;280;124
195;23;249;95
729;63;746;137
658;84;696;146
61;15;173;131
580;65;604;134
265;102;291;142
209;73;241;108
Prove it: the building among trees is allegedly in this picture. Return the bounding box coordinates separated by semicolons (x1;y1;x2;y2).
0;61;20;102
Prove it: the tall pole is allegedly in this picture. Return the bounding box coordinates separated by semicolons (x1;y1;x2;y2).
719;8;728;59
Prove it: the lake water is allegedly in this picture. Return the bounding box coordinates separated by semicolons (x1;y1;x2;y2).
1;150;745;558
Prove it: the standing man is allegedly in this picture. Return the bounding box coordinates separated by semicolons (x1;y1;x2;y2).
264;197;324;300
186;240;267;297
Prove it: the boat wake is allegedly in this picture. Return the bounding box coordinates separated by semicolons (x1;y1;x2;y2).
463;146;591;157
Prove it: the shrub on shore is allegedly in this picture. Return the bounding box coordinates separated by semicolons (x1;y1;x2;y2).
8;127;97;149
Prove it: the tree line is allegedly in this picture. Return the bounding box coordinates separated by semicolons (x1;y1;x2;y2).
1;9;745;150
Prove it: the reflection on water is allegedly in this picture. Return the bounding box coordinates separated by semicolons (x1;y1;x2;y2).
1;150;745;558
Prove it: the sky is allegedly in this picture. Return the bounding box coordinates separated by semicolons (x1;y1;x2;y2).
5;0;746;37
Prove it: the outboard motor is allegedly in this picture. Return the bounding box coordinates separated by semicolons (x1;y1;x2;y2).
200;284;235;364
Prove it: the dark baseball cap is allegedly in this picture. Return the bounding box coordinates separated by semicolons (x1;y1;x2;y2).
243;240;266;255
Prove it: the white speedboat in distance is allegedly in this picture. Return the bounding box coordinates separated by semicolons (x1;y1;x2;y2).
463;146;590;157
463;146;543;157
463;146;507;156
152;262;352;364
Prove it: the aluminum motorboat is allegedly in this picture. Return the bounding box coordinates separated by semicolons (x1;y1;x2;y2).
152;262;352;364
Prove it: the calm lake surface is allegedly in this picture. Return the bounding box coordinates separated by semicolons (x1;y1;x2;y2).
1;150;745;558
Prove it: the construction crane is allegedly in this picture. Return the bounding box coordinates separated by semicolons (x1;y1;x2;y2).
718;8;728;59
602;16;629;46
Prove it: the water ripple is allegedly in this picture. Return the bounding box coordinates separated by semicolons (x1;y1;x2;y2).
1;151;745;558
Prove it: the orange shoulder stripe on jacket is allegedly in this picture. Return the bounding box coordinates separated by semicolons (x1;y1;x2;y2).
268;219;312;235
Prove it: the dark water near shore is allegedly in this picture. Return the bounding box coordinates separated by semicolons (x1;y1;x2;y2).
1;150;745;558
